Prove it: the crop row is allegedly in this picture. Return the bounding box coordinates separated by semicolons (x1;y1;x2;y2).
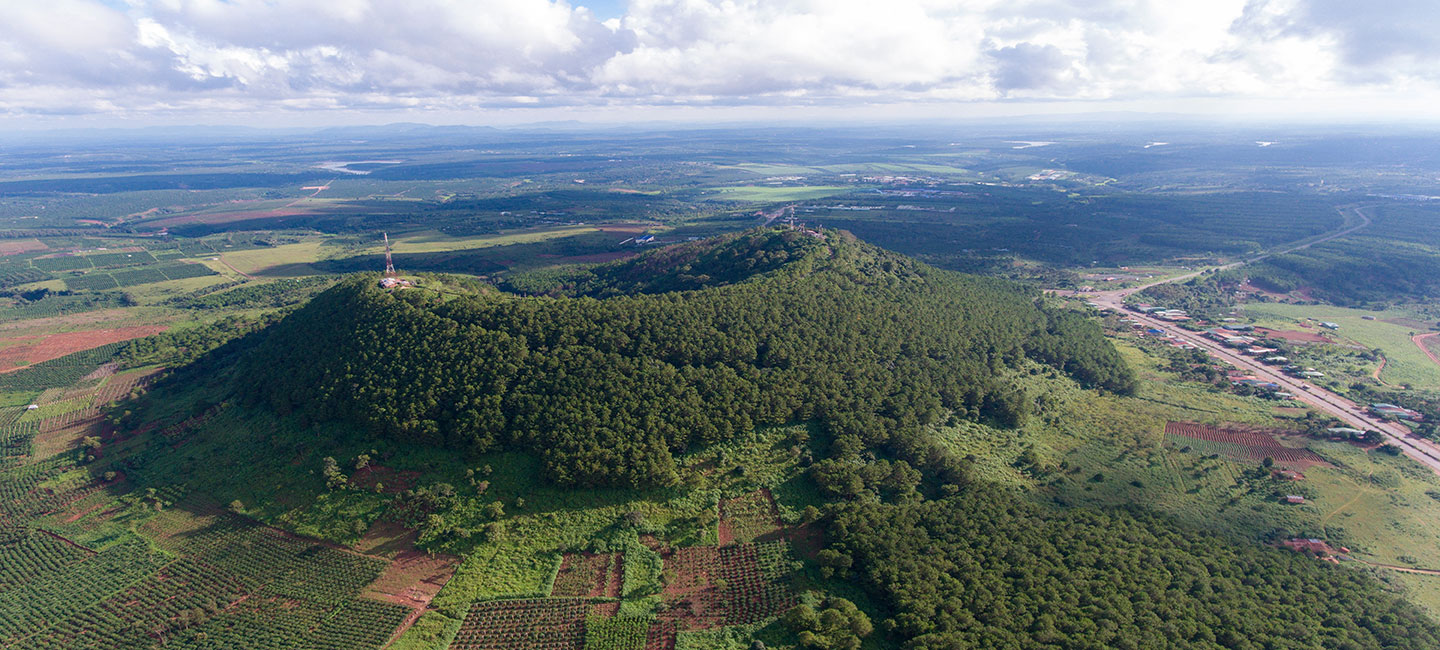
583;615;649;650
0;343;123;392
659;540;797;629
552;553;618;598
18;558;248;650
453;598;592;650
0;422;37;460
0;539;168;643
139;502;387;604
717;489;781;545
64;261;218;291
1165;422;1280;447
1166;434;1326;465
0;526;92;593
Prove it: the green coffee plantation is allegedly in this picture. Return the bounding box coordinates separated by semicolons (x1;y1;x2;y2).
0;352;422;649
0;336;810;650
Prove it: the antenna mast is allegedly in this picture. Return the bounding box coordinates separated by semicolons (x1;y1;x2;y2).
383;232;396;277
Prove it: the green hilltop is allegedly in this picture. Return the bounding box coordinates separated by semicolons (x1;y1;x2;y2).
202;227;1133;488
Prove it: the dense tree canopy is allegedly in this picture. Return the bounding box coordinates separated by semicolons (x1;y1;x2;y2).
827;491;1440;650
235;228;1132;487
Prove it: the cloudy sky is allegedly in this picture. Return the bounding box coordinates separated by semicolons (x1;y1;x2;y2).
2;0;1437;126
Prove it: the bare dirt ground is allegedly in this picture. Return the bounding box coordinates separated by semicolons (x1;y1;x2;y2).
0;325;168;372
1255;327;1330;343
0;308;143;334
0;239;48;255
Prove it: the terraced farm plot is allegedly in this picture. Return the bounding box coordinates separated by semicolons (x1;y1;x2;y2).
1164;422;1327;467
717;489;782;545
551;553;621;598
658;540;797;631
0;327;164;374
63;261;218;291
453;598;591;650
584;615;650;650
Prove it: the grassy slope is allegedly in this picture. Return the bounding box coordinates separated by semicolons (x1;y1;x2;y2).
946;340;1440;616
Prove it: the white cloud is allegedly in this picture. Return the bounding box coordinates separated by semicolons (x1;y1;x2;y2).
0;0;1438;121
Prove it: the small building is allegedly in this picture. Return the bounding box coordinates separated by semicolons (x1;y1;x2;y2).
1284;495;1306;504
1320;322;1340;330
1326;427;1366;439
25;404;38;411
1262;356;1289;364
1371;403;1424;421
635;234;656;245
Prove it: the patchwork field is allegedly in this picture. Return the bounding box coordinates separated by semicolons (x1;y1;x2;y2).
1243;303;1440;389
1164;422;1329;468
0;326;167;373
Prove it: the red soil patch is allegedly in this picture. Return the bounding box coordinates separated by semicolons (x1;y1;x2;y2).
658;543;795;631
350;465;420;493
1254;327;1329;343
550;552;617;598
0;325;167;373
363;548;460;610
1165;422;1328;467
0;239;47;255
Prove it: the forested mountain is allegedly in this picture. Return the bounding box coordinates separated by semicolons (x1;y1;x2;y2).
210;228;1133;487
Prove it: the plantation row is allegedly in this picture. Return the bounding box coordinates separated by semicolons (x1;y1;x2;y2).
453;598;592;650
1164;422;1285;447
65;261;217;291
0;343;123;392
551;553;621;599
0;422;36;461
32;250;158;272
1166;434;1327;466
583;615;649;650
0;526;92;593
0;539;168;643
716;489;781;545
659;541;797;630
140;502;388;603
0;293;127;323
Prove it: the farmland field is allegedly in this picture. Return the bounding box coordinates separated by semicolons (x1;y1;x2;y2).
1243;302;1440;390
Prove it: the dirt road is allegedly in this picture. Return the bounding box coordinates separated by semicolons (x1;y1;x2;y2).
1414;332;1440;368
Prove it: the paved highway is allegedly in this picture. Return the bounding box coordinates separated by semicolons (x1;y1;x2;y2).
1082;205;1440;475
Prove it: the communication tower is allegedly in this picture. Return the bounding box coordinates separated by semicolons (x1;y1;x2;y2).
383;232;396;277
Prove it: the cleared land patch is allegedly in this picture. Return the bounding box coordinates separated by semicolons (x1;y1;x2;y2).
1165;422;1327;468
0;326;166;373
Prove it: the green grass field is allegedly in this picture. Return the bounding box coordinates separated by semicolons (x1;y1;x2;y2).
1243;303;1440;389
705;186;853;202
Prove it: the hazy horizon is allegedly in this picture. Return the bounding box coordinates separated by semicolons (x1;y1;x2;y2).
5;0;1440;129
